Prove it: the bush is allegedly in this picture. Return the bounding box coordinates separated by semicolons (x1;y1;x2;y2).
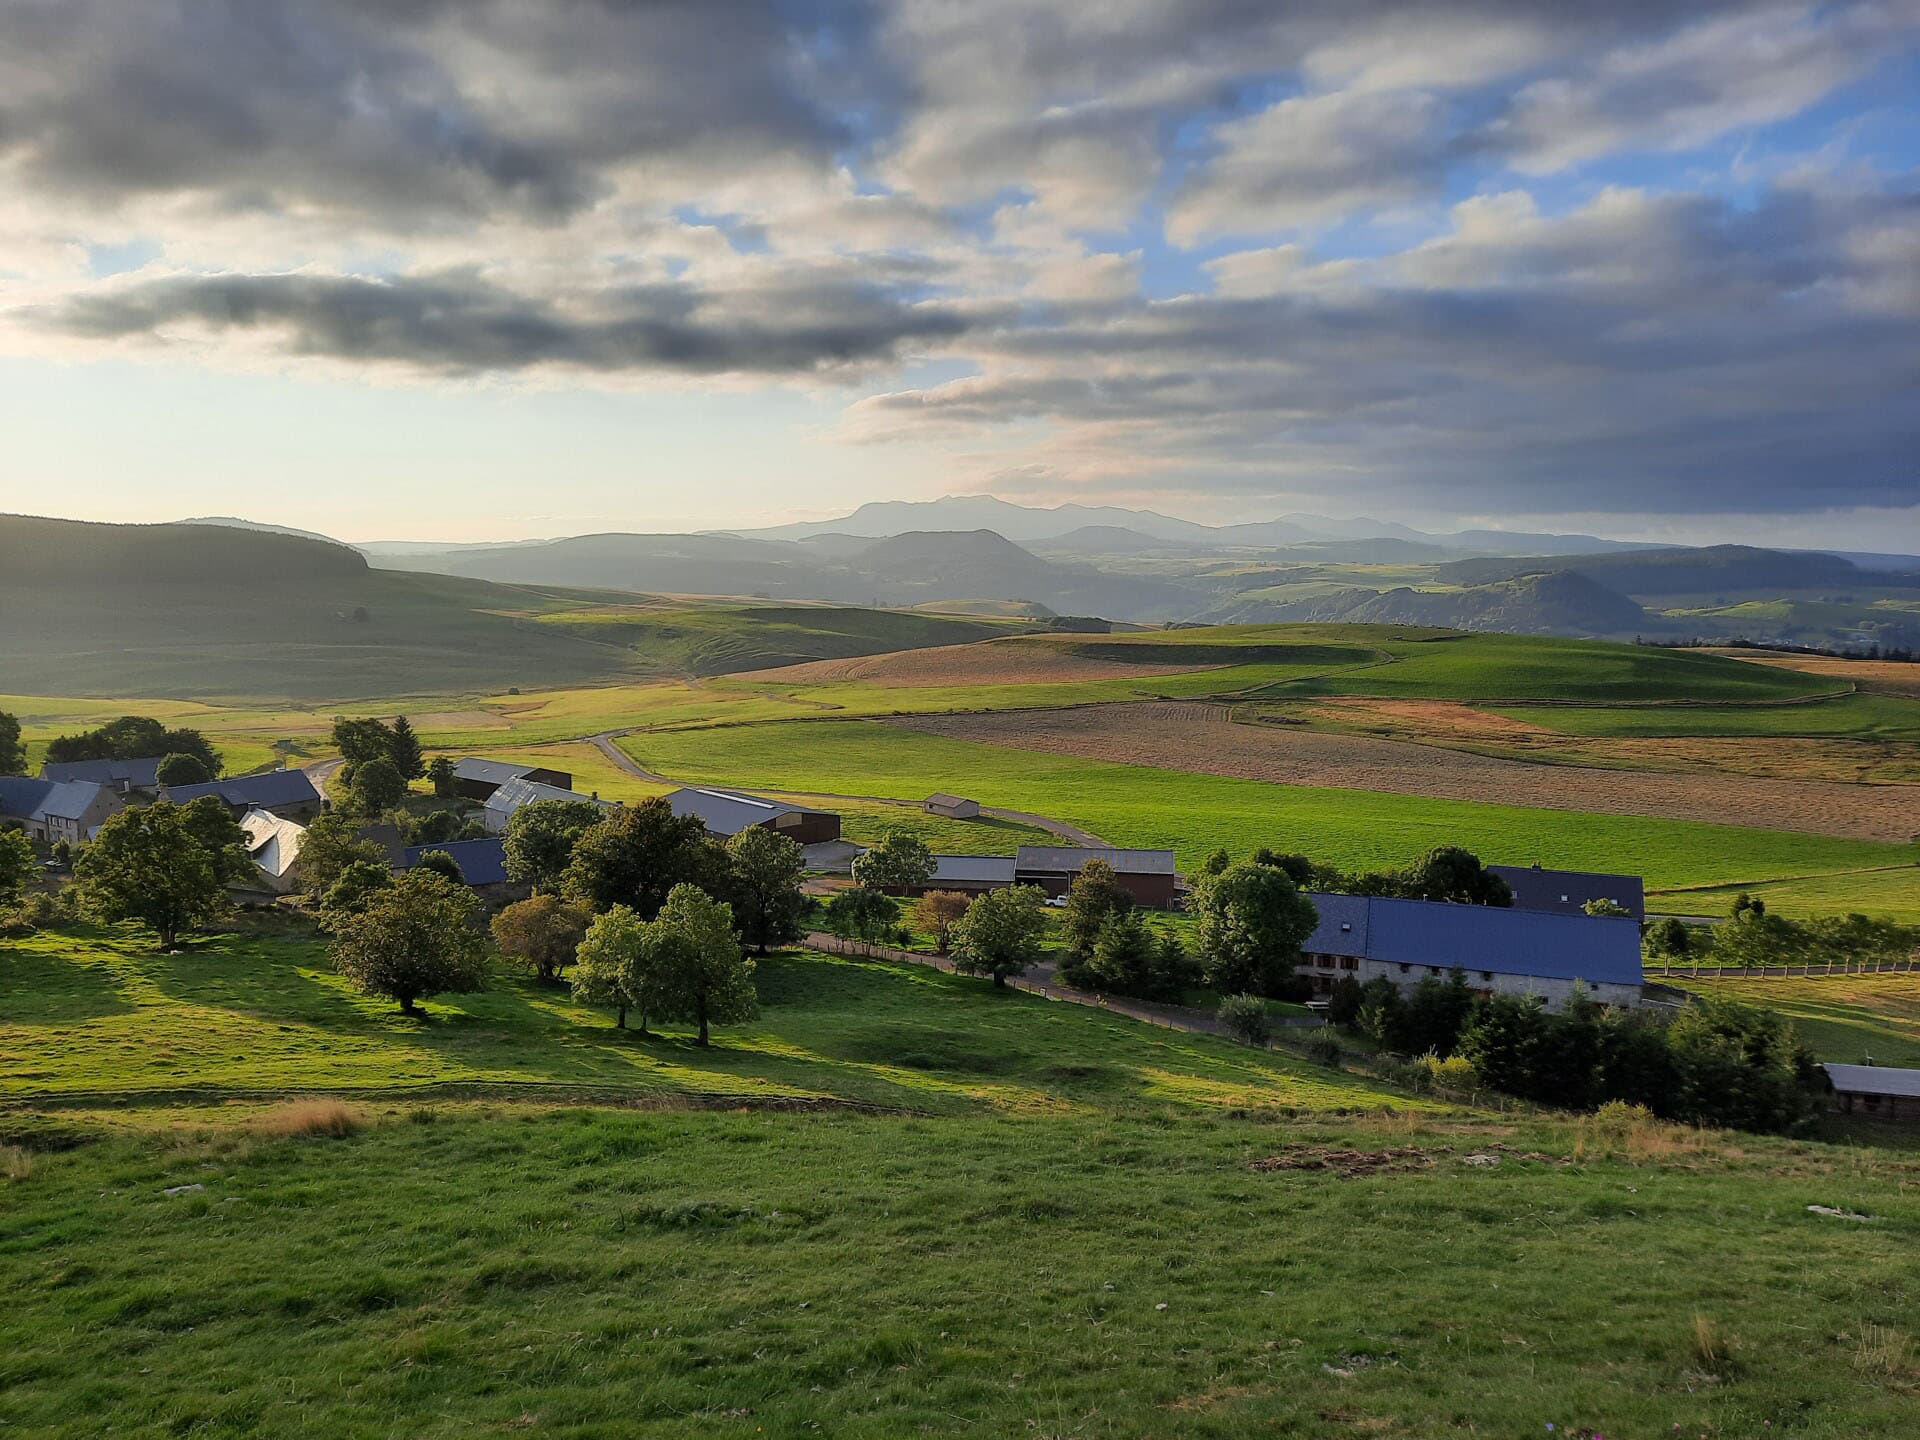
1303;1032;1343;1067
1421;1053;1478;1092
1217;993;1271;1046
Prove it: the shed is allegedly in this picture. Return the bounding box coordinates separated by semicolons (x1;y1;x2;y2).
924;793;981;819
1012;845;1179;908
1824;1063;1920;1119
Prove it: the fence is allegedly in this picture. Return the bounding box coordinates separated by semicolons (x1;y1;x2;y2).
1650;957;1919;979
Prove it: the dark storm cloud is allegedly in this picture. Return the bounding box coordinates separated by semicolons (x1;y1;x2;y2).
0;0;858;223
43;269;979;375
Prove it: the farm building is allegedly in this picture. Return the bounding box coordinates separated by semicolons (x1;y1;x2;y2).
1824;1064;1920;1120
914;854;1019;896
39;755;165;795
396;837;521;898
924;793;981;819
451;756;574;803
483;776;616;834
1297;892;1644;1010
0;776;123;846
664;787;841;845
1014;845;1180;908
1490;863;1645;920
165;769;323;822
238;808;306;893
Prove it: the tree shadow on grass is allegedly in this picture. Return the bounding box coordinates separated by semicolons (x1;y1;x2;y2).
0;939;140;1024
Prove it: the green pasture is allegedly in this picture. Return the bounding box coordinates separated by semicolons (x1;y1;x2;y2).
620;720;1916;897
1494;692;1920;741
1674;972;1920;1067
1647;867;1920;925
0;923;1376;1114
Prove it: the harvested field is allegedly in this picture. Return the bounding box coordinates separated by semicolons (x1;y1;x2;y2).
891;702;1920;841
1713;652;1920;699
741;636;1226;688
1299;697;1920;784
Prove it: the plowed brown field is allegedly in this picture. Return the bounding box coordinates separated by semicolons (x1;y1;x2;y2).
740;638;1224;688
890;702;1920;841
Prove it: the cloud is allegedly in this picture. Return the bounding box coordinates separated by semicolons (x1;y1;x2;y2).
36;267;980;377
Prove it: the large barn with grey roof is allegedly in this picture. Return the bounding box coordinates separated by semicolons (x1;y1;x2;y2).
663;788;840;845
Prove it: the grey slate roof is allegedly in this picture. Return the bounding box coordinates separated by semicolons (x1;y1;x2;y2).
925;792;975;807
484;775;610;818
452;757;537;786
1824;1064;1920;1099
400;837;510;887
41;756;163;788
1490;864;1646;919
1301;892;1643;987
928;854;1019;885
0;776;113;823
1014;845;1177;876
165;769;322;810
664;787;801;836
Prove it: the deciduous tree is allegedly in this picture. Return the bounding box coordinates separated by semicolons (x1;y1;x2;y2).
492;893;592;983
562;798;723;918
296;812;388;895
572;904;659;1031
648;883;756;1047
155;752;212;787
412;849;464;884
850;830;935;891
912;890;970;954
1062;857;1132;957
73;802;224;949
328;870;488;1015
0;828;34;905
178;794;256;886
347;756;405;814
0;711;24;775
317;859;393;925
949;884;1049;988
824;885;897;942
427;755;458;798
504;798;610;893
1191;861;1318;998
724;826;807;954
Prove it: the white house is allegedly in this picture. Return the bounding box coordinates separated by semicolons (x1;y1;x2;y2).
238;807;306;893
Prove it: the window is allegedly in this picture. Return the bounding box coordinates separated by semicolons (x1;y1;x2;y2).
1481;971;1494;982
1339;957;1358;971
1315;954;1334;969
1397;963;1410;974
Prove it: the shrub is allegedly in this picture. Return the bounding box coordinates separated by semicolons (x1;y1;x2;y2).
1421;1053;1478;1092
1303;1032;1343;1067
1217;993;1271;1046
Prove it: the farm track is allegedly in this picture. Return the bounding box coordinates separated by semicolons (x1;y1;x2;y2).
889;701;1920;842
586;728;1110;847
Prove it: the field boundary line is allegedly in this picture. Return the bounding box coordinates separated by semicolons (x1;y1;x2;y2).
1656;960;1919;980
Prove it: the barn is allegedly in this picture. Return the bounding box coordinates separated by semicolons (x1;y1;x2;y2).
1490;863;1646;920
1013;845;1179;908
482;776;614;833
909;854;1018;896
664;787;841;845
1824;1063;1920;1120
452;756;575;803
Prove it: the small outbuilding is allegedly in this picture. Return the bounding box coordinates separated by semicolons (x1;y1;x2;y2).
924;793;981;819
1824;1063;1920;1120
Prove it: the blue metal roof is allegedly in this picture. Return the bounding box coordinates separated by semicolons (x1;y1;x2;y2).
41;756;163;787
1489;864;1646;920
399;837;510;887
165;769;321;809
1301;892;1642;986
0;775;114;823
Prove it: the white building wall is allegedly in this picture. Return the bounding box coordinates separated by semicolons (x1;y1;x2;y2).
1305;953;1642;1010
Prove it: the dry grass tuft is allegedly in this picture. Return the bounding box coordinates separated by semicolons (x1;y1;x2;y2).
1852;1324;1914;1379
1574;1101;1714;1162
1690;1314;1738;1376
255;1100;362;1140
0;1145;34;1181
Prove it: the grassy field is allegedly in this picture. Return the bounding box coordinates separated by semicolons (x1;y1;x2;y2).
0;923;1380;1114
620;719;1917;894
1673;973;1920;1067
1495;692;1920;741
5;921;1920;1436
1648;868;1920;924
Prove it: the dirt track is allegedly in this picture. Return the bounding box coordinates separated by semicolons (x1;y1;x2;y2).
889;702;1920;841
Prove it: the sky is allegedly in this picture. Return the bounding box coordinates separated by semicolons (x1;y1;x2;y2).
0;0;1915;547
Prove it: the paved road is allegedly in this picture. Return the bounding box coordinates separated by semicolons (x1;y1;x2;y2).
587;728;1109;847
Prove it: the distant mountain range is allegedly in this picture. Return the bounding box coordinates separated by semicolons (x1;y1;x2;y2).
170;504;1920;646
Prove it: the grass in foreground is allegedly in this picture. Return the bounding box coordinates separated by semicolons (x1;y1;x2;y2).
1;1104;1915;1437
1674;972;1920;1067
620;720;1916;893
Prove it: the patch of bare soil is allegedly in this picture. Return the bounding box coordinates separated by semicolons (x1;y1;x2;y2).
742;637;1225;688
1710;652;1920;699
1251;1145;1437;1177
892;702;1920;840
